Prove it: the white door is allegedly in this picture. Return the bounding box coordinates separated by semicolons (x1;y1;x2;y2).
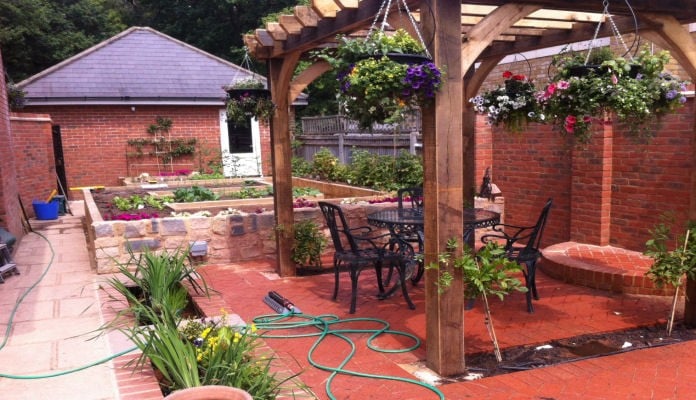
219;110;262;177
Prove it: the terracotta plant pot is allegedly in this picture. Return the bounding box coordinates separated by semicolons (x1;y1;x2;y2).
165;385;253;400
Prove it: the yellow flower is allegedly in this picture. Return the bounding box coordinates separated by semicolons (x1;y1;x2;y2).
250;324;257;333
201;327;211;339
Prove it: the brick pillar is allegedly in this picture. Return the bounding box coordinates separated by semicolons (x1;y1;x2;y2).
570;116;613;245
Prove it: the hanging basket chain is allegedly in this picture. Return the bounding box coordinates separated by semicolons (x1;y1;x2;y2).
367;0;431;59
586;0;635;65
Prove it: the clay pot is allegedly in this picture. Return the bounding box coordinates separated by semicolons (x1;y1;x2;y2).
165;385;253;400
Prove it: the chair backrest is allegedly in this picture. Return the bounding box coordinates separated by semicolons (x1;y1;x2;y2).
397;187;424;213
318;201;359;253
525;198;553;252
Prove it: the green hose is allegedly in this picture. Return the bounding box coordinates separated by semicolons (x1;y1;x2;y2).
0;230;138;380
253;313;445;400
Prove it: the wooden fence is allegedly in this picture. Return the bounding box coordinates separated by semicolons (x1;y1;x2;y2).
297;114;422;163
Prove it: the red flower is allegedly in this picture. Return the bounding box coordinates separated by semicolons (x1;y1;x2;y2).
583;116;592;124
545;83;557;96
513;74;526;81
502;71;513;79
565;115;577;125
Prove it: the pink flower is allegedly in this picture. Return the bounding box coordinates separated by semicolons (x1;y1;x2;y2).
611;74;618;85
556;80;570;90
565;115;577;125
545;83;557;96
502;71;513;79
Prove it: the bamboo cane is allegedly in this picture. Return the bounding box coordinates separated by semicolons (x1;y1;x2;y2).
481;291;502;362
667;229;691;336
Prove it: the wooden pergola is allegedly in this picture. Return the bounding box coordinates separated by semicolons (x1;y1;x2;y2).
244;0;696;375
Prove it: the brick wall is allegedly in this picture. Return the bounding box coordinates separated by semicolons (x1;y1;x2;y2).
488;121;573;249
487;99;694;253
9;113;56;218
24;105;273;193
0;50;24;238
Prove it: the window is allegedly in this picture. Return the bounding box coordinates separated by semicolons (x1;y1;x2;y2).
227;120;253;153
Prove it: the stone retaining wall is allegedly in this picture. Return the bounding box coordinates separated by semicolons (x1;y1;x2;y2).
84;188;504;274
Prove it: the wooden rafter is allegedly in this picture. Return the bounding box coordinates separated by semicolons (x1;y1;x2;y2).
247;1;696;63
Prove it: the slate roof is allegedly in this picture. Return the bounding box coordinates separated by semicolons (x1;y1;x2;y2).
18;27;270;106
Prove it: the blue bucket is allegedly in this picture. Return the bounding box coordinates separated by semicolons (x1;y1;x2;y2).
33;200;60;220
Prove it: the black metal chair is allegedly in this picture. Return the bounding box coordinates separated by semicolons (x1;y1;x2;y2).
481;198;552;313
319;201;416;314
394;187;425;284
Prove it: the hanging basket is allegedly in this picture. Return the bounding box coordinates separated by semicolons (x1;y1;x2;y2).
225;88;271;101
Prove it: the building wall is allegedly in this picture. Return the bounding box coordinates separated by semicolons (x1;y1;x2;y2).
9;113;56;218
24;105;272;193
0;50;24;238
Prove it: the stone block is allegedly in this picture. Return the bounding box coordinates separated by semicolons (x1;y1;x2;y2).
188;217;211;230
126;239;161;252
93;223;114;238
161;219;187;235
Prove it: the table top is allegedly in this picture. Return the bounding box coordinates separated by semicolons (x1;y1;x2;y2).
367;208;500;230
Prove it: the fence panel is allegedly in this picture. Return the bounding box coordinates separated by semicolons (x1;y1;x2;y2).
298;115;422;163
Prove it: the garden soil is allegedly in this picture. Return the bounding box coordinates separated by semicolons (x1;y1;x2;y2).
449;323;696;381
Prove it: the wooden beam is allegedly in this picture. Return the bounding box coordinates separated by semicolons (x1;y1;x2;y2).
266;22;288;41
312;0;341;18
336;0;359;9
462;3;542;72
465;56;505;101
280;15;304;35
255;29;275;47
288;61;331;103
295;6;320;27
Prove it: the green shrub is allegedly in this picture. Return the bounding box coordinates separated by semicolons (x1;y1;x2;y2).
173;186;220;202
291;219;327;267
394;150;423;188
311;148;346;181
291;156;312;177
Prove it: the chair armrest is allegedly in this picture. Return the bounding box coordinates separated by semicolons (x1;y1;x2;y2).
481;223;536;249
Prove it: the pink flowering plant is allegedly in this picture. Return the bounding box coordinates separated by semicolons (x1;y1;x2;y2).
470;71;543;133
538;47;688;142
317;29;443;130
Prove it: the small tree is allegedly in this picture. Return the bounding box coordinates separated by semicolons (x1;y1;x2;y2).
427;239;527;362
645;218;696;335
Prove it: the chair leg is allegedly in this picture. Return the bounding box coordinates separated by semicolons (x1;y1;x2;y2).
399;261;416;310
528;260;539;300
333;258;341;301
349;265;360;314
522;261;534;313
410;259;424;285
375;261;386;294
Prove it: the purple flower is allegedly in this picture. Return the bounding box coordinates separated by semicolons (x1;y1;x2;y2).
666;90;678;100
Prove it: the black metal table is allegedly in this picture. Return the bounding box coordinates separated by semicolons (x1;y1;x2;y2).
367;207;501;244
367;208;500;293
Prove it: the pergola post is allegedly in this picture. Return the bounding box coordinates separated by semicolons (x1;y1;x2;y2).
421;0;466;376
268;53;300;277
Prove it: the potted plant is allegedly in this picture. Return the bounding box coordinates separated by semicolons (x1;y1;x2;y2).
291;219;327;272
225;79;275;126
470;70;543;133
645;218;696;336
317;29;443;130
427;239;527;361
538;47;688;142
